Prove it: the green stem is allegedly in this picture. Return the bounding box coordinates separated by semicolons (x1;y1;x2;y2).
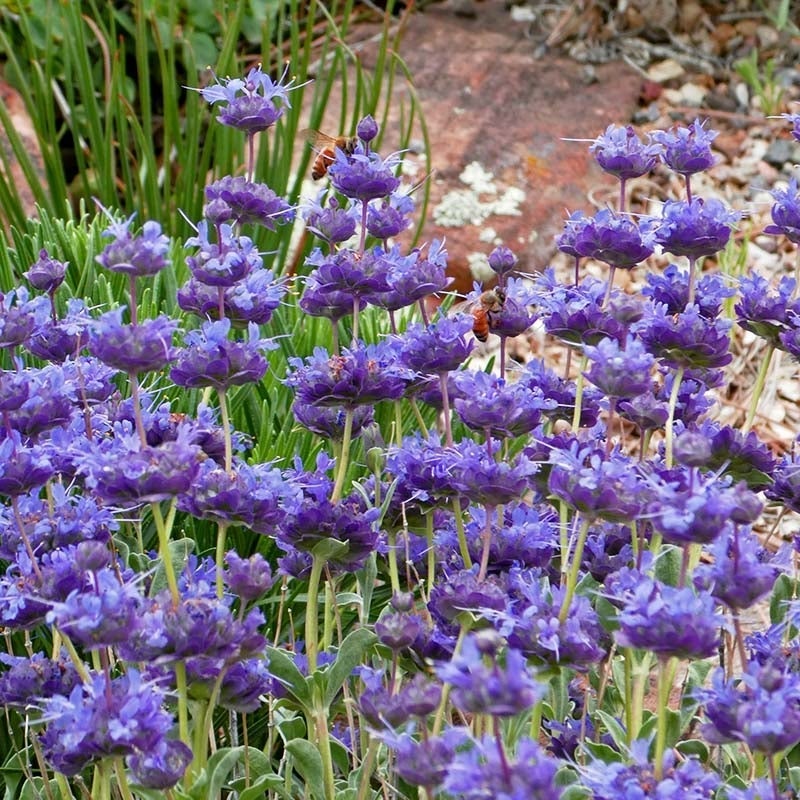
654;656;677;781
315;705;337;800
742;342;775;434
409;397;429;436
432;623;470;735
217;387;233;473
664;366;685;469
331;408;355;503
425;511;436;600
558;500;570;587
174;660;192;757
356;738;379;800
305;555;326;673
113;757;135;800
386;529;401;595
215;521;228;600
452;496;472;570
571;355;588;430
151;500;180;606
558;517;592;625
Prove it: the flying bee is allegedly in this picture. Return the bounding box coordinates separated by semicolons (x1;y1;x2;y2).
470;288;506;342
303;129;359;180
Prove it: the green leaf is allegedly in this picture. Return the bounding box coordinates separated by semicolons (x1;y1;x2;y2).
324;627;378;707
675;739;709;762
265;645;313;710
653;544;682;587
285;739;324;800
311;538;350;563
595;709;628;752
189;747;271;800
150;537;194;597
233;774;294;800
771;573;795;624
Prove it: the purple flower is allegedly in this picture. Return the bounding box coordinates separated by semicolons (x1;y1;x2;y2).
736;272;800;347
556;210;590;258
536;274;626;346
298;271;365;321
652;118;718;175
428;568;509;624
0;651;82;707
199;63;302;134
366;192;415;239
223;551;274;602
285;341;410;408
178;457;299;534
170;319;275;389
303;192;358;244
185;221;262;287
615;577;722;659
573;209;656;269
548;445;647;522
304;245;391;297
781;112;800;142
765;450;800;512
88;308;178;374
590;123;661;180
218;657;273;712
503;571;607;668
487;244;518;277
204;176;294;229
452;370;554;437
78;426;202;507
582;335;655;400
0;433;54;496
177;268;285;327
26;298;91;362
582;741;719;799
436;635;544;716
366;240;451;312
697;419;776;489
329;147;401;201
25;248;67;293
39;669;173;775
764;177;800;244
95;212;170;277
520;357;602;427
647;471;740;546
655;197;739;259
697;662;800;754
0;287;49;349
46;567;143;649
292;398;374;441
693;529;783;610
644;263;735;318
356;114;379;143
637;303;732;370
398;314;474;374
277;491;380;572
375;611;425;651
127;738;192;789
382;728;467;789
617;391;669;431
443;735;561;800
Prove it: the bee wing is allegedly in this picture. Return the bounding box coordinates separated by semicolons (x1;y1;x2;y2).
448;297;476;317
300;128;338;152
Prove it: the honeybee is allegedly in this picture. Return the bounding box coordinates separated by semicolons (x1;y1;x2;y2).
304;130;359;180
469;288;506;342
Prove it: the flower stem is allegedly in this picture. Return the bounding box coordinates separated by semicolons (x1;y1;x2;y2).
331;407;355;503
114;757;135;800
687;255;698;305
174;659;192;762
305;554;326;673
664;366;685;469
477;505;494;581
128;372;148;448
558;516;592;625
571;355;588;430
215;521;228;600
217;388;233;473
151;500;180;606
452;496;472;571
742;342;775;434
654;656;677;780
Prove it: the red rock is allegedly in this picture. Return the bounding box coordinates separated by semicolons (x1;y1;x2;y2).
357;2;644;293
